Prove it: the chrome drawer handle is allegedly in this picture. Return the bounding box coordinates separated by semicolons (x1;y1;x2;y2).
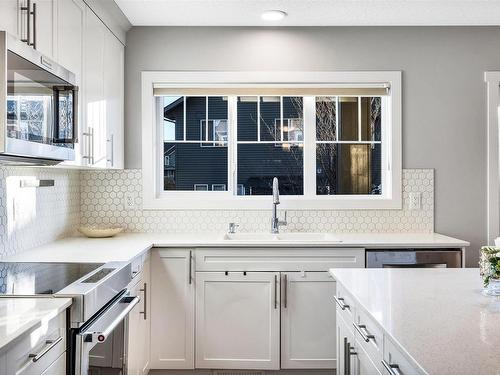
382;359;403;375
29;336;63;362
333;296;350;310
353;323;375;342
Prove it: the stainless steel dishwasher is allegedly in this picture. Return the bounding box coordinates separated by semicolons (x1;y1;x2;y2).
366;249;462;268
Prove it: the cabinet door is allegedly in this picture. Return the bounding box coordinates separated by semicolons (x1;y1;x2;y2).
281;271;336;369
138;255;150;374
83;6;106;167
103;32;124;169
31;0;57;59
151;249;194;369
337;312;355;375
0;0;22;39
56;0;85;166
196;271;280;370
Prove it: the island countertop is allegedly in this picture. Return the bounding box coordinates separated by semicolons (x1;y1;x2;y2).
329;268;500;374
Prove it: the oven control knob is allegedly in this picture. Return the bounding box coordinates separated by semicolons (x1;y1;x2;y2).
98;335;105;342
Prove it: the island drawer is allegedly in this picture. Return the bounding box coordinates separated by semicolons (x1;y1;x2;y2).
5;310;66;375
195;248;365;271
335;282;356;324
354;306;384;373
384;336;423;375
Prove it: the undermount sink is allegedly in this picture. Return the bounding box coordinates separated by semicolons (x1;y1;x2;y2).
222;232;342;242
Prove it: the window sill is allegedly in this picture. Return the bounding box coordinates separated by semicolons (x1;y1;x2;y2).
142;194;403;210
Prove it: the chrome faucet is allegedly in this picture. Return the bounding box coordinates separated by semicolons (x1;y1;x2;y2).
271;177;287;234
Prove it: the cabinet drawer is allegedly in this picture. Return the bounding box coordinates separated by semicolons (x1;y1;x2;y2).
131;251;150;281
354;306;384;373
335;282;356;324
6;310;66;375
195;248;365;271
383;336;423;375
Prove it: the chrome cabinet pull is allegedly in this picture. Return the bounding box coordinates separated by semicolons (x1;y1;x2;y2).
29;336;62;362
82;127;94;165
20;0;31;45
346;341;357;374
382;360;403;375
343;337;349;375
107;134;114;166
139;282;147;320
334;296;350;311
353;323;375;342
274;274;278;309
283;273;288;308
188;250;192;284
30;2;36;49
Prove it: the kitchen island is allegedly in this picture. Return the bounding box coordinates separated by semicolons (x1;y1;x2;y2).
329;268;500;374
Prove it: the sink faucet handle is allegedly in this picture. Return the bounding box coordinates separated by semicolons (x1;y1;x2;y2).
228;222;240;234
279;211;288;226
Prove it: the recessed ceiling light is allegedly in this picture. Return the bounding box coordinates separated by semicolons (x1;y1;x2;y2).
261;10;287;21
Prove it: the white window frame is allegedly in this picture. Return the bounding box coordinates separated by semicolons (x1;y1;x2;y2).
142;71;402;210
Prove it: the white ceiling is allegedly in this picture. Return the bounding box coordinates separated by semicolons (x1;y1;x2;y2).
115;0;500;26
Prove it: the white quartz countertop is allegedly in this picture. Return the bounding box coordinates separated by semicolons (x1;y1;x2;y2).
3;232;469;264
329;268;500;375
0;297;71;352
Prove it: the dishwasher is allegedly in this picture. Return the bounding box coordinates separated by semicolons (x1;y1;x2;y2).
365;249;462;268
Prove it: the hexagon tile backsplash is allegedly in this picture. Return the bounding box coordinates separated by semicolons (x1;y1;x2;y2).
0;167;80;259
80;169;434;234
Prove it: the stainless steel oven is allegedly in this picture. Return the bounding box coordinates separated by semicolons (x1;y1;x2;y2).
75;290;139;375
0;30;78;165
366;249;462;268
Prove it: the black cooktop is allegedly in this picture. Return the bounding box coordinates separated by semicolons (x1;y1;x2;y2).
0;262;103;295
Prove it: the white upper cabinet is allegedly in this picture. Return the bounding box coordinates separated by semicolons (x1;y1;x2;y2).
103;30;124;169
195;271;281;370
31;0;57;59
0;1;22;38
150;249;195;370
281;271;337;369
83;7;124;169
0;0;56;58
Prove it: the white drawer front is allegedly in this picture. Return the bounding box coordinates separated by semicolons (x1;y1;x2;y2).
354;306;384;373
195;248;365;271
384;336;424;375
335;283;356;324
6;311;66;375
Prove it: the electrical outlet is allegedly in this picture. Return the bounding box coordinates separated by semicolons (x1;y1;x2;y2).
409;192;422;210
123;192;136;210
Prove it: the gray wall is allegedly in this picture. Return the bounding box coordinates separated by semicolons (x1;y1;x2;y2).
125;26;499;266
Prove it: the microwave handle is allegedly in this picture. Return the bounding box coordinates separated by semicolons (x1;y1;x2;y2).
52;86;79;144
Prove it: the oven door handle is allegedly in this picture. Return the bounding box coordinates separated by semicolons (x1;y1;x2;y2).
78;295;139;343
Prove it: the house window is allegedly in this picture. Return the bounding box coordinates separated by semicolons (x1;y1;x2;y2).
143;71;401;209
237;96;304;195
316;96;382;195
194;184;209;191
161;96;228;191
200;119;228;147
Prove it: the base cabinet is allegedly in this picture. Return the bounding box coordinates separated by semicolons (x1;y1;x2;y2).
195;271;281;370
150;249;195;369
281;272;336;369
150;247;364;371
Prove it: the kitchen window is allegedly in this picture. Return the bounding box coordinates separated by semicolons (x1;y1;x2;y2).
142;71;401;209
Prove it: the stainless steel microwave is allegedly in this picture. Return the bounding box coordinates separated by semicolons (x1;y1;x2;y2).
0;31;78;165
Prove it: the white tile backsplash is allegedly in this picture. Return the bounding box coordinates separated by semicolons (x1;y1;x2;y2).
80;169;434;234
0;167;80;259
